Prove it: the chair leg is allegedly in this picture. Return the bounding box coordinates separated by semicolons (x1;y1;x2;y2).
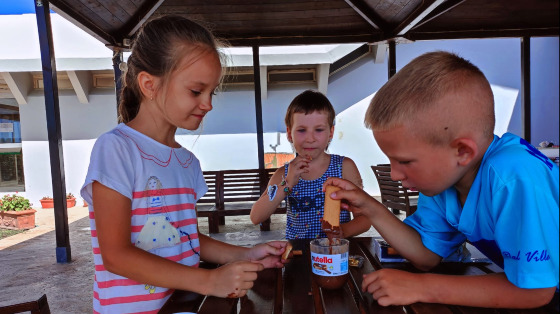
208;214;219;233
260;218;271;231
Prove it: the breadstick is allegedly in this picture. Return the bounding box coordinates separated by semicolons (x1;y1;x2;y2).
323;185;341;227
282;242;293;260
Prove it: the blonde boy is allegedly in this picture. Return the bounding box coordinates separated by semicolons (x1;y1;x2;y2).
325;51;558;308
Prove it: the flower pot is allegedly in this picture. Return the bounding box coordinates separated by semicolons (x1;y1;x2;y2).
0;209;37;230
40;198;76;208
40;199;54;209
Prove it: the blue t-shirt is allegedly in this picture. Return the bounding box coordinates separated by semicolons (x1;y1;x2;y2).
284;154;351;239
405;133;559;289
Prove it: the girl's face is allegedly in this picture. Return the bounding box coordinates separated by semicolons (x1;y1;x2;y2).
287;111;334;160
156;51;222;131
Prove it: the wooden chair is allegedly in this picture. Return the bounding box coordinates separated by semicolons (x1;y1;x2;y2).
371;164;419;217
0;294;51;314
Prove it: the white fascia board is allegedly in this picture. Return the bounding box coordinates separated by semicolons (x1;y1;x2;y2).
0;58;113;72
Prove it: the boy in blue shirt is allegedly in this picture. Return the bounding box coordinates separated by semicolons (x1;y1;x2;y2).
325;51;558;309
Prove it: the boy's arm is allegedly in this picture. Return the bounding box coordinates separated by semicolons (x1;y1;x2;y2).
250;167;286;225
362;268;556;308
324;177;442;270
339;157;371;237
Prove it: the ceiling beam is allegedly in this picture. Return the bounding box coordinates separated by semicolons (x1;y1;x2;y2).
0;72;32;105
410;0;466;31
67;70;91;104
394;0;445;36
344;0;386;31
124;0;166;38
407;27;560;40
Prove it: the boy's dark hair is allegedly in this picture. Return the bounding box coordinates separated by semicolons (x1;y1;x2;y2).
118;15;224;123
284;90;336;129
365;51;495;145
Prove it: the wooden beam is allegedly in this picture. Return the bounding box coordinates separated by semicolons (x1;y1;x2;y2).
344;0;385;31
0;72;32;105
407;28;559;41
411;0;466;31
124;0;166;37
67;70;91;104
395;0;445;36
316;64;330;95
35;0;71;264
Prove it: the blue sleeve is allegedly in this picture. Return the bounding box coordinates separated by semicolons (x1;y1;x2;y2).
492;174;559;289
404;194;467;259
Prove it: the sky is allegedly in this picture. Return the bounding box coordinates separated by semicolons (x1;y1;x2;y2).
0;0;38;15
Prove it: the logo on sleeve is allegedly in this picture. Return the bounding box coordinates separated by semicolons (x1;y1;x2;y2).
520;138;553;170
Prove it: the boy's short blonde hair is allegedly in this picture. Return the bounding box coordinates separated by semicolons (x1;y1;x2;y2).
365;51;495;145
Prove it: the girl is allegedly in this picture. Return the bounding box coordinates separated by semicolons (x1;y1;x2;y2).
250;90;371;239
80;16;286;314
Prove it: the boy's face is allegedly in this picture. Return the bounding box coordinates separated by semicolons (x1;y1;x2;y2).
287;111;334;160
373;124;462;196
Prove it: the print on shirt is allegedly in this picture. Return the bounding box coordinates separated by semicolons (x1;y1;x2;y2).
136;176;181;251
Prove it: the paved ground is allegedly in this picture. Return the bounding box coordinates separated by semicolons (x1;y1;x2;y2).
0;204;387;313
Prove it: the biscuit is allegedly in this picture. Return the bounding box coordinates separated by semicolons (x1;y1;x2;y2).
282;242;293;260
323;185;341;227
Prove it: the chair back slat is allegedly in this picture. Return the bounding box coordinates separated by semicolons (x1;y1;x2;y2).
371;164;418;216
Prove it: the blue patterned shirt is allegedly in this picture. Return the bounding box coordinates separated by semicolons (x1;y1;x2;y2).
284;154;350;239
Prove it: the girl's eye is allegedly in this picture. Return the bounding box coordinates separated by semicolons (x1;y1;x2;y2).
191;90;201;96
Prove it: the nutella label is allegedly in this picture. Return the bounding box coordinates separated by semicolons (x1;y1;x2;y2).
311;252;348;276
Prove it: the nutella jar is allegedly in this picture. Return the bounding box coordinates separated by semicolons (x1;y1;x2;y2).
310;238;349;289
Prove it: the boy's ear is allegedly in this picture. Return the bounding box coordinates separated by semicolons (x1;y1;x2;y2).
451;138;478;166
137;71;157;99
286;127;293;143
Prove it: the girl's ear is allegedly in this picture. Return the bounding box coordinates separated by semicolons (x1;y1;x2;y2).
329;125;334;140
137;71;157;100
451;138;478;166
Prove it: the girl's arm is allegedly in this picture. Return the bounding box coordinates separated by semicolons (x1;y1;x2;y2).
93;181;269;298
340;157;372;237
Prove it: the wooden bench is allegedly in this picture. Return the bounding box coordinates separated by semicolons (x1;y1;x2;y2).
196;168;286;233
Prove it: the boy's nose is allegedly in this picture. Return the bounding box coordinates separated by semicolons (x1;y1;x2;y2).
389;164;406;181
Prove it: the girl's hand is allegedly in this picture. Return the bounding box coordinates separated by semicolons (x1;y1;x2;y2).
209;261;264;298
286;155;311;185
323;177;381;220
247;241;288;268
362;269;423;306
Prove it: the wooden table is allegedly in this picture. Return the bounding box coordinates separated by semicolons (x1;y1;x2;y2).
159;237;558;314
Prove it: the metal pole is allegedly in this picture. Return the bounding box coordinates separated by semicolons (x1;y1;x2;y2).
34;0;71;263
252;45;265;169
521;37;531;143
388;40;396;78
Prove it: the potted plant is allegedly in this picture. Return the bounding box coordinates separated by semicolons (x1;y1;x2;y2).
0;194;36;230
66;193;76;208
40;196;54;209
39;193;77;209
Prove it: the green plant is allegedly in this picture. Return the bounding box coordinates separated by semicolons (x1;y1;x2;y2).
0;194;32;212
41;196;53;200
67;193;75;199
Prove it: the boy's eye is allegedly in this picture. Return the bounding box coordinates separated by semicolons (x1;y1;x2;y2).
398;160;411;165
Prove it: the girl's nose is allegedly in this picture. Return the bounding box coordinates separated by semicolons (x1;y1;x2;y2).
200;97;213;111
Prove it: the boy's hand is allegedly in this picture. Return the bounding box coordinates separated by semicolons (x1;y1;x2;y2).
247;241;288;268
286;154;311;185
209;261;263;298
362;269;423;306
323;177;381;220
